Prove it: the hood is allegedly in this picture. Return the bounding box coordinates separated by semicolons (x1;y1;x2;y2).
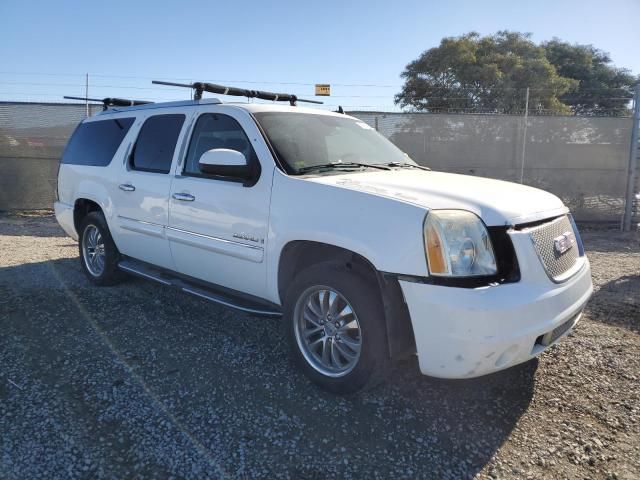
305;169;567;226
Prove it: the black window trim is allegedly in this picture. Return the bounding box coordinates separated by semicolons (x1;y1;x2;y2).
248;111;288;174
128;113;186;175
181;112;261;187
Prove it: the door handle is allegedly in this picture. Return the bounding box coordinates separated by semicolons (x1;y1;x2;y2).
172;192;195;202
119;183;135;192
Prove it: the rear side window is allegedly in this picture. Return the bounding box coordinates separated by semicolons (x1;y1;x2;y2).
62;117;135;166
130;114;186;173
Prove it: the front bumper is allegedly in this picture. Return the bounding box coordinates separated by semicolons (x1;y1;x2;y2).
400;239;593;379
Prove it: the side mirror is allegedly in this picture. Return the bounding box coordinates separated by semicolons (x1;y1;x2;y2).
198;148;252;179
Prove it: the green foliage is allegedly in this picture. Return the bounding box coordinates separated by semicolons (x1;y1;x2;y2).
395;31;638;115
543;39;637;115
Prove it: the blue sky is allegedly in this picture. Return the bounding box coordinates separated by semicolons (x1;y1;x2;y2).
1;0;638;109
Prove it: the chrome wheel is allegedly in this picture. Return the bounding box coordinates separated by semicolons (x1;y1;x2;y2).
293;286;362;378
82;224;106;277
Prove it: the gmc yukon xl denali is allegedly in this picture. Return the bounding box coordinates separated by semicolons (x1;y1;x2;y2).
55;93;593;393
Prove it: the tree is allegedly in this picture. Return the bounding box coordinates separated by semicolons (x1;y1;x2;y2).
395;31;637;115
542;39;637;116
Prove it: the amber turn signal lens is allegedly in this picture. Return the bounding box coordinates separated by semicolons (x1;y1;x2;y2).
425;222;446;274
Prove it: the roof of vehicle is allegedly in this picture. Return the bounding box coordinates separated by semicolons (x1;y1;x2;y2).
94;98;349;119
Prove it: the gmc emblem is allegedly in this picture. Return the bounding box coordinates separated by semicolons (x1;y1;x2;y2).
554;231;576;255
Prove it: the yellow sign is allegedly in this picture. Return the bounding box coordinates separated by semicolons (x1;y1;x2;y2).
315;84;331;96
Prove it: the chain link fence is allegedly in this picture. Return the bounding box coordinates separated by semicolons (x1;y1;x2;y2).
0;101;638;225
0;102;103;210
352;111;637;224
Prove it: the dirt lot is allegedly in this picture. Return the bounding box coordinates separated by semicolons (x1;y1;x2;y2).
0;212;638;480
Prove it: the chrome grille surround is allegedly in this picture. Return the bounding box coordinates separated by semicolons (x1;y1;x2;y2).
526;215;581;282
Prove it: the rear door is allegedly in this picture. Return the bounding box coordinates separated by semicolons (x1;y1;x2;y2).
167;107;275;298
113;109;191;269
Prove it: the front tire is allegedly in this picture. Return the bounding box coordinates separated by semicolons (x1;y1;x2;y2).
78;211;124;286
283;262;389;394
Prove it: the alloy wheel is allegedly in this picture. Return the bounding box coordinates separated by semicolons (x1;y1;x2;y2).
82;224;106;277
293;286;363;377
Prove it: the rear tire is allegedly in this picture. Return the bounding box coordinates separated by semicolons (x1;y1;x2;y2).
283;261;389;394
78;211;124;286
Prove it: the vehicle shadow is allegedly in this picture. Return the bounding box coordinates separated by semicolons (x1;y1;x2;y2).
1;254;535;479
586;274;640;334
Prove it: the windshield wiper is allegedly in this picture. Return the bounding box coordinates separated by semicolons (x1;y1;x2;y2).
296;162;391;175
378;162;431;171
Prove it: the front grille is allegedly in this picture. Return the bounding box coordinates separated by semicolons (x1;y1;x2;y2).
527;215;580;281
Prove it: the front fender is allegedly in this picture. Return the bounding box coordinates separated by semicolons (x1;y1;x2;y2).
265;171;428;304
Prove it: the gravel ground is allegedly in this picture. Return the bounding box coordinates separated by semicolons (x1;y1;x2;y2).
0;212;638;479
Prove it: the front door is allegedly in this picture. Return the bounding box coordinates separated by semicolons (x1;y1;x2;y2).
113;111;189;270
167;109;274;298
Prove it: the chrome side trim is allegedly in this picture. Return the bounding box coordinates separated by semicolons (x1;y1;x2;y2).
166;226;263;251
117;215;165;239
119;263;172;285
117;215;163;227
116;217;264;254
182;287;281;317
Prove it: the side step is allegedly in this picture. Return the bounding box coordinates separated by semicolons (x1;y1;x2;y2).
118;258;282;318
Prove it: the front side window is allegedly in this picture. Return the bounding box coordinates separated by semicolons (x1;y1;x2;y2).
62;117;135;166
253;112;415;174
130;114;185;173
184;113;258;176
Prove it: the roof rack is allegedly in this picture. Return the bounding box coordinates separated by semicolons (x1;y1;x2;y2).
152;80;323;106
63;96;153;111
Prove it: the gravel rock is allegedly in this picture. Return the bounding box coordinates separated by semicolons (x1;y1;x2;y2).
0;212;638;479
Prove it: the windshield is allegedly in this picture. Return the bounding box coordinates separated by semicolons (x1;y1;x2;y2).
253;112;416;174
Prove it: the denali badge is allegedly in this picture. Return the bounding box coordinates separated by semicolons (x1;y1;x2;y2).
554;231;575;255
233;233;263;244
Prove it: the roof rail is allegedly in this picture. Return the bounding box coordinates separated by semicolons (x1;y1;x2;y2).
63;96;153;111
151;80;323;107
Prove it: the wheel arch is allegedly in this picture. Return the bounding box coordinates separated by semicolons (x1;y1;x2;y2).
278;240;416;362
73;198;104;234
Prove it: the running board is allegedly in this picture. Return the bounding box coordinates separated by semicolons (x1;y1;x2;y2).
117;258;282;318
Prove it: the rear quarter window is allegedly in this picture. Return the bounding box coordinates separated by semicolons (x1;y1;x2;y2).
61;117;135;166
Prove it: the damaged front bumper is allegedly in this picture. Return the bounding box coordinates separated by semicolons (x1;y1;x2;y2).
399;256;593;379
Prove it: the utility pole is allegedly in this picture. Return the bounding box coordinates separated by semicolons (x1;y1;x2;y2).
622;84;640;231
519;87;530;184
85;73;89;117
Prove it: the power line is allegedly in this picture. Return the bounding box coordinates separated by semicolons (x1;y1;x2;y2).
0;72;634;94
0;81;632;103
0;71;402;88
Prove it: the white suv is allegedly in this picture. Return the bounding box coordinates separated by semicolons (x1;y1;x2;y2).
55;95;593;393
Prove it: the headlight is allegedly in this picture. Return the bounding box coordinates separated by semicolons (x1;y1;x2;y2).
424;210;497;277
